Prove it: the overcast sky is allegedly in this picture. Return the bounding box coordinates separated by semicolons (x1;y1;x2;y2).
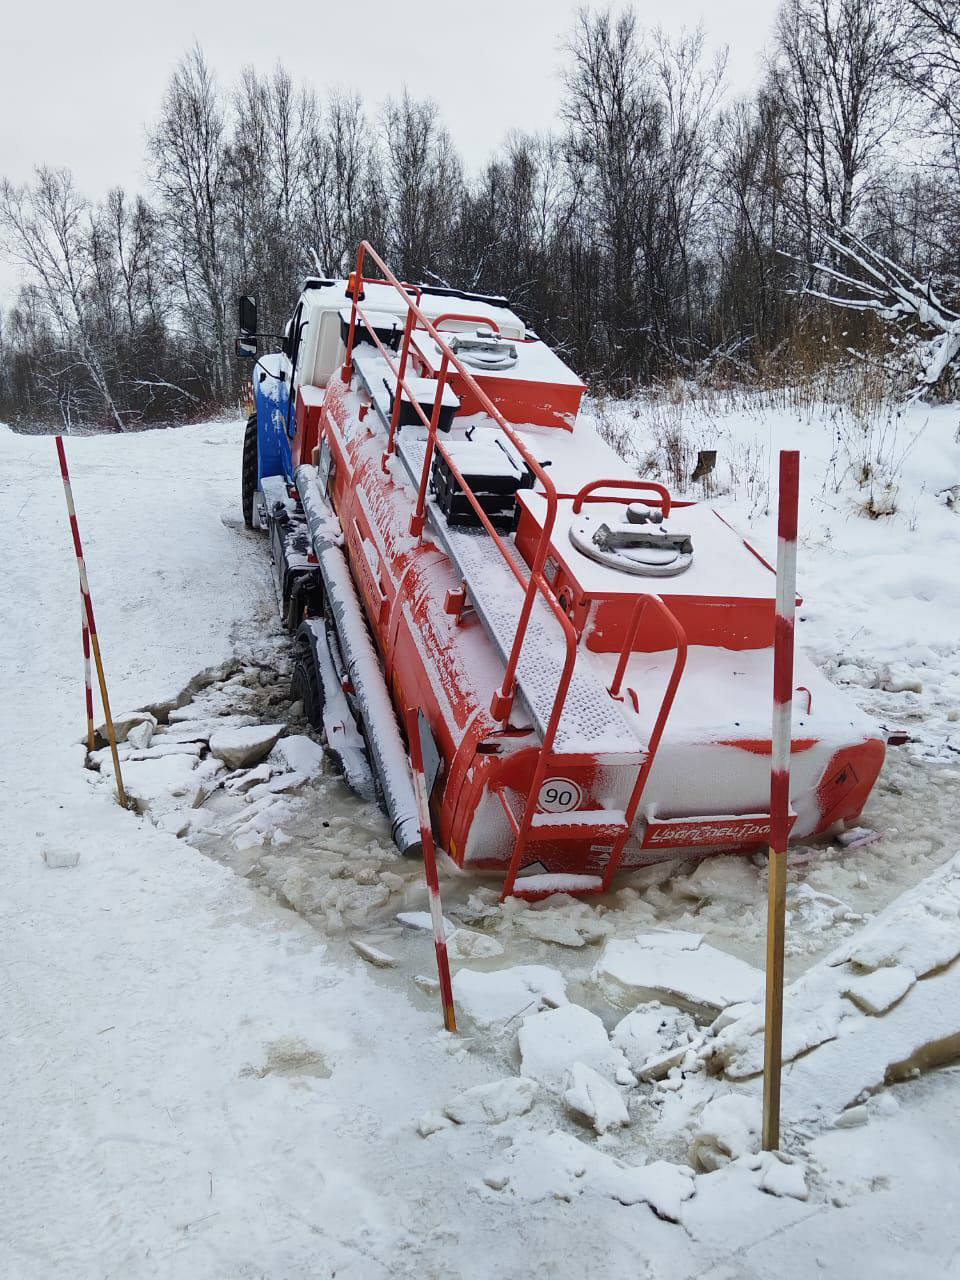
0;0;780;306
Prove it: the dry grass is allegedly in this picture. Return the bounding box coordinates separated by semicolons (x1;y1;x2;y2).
585;322;918;522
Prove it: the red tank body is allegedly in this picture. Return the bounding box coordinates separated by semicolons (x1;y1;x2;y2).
282;245;884;898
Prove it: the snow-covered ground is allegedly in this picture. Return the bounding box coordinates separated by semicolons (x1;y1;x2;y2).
2;405;959;1278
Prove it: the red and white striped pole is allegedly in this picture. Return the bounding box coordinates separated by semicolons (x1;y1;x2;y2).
81;592;94;752
405;706;457;1033
55;436;128;808
762;449;800;1151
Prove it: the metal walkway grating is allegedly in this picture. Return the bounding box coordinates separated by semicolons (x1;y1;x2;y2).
397;435;645;759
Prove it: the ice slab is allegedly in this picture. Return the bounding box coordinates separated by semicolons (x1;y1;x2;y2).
209;723;286;769
452;965;567;1031
594;932;765;1016
443;1077;538;1125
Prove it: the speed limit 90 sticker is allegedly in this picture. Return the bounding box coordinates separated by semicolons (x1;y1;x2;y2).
537;778;583;814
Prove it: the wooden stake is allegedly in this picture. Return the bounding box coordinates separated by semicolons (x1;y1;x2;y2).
55;436;128;808
405;706;457;1033
762;450;800;1151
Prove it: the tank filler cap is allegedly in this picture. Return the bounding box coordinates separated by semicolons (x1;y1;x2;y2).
445;330;519;371
569;509;693;577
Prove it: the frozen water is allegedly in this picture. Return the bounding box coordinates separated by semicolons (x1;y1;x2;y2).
594;933;765;1016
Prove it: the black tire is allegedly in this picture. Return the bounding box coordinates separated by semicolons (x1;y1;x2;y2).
290;635;324;732
242;413;258;529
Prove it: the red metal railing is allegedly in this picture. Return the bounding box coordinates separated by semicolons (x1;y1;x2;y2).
341;241;576;733
572;478;673;517
339;243;687;899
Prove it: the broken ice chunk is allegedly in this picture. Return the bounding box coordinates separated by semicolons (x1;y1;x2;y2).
611;1002;697;1074
842;964;915;1014
689;1093;760;1171
564;1063;630;1133
209;723;286;769
453;965;567;1032
443;1077;538;1125
519;1004;631;1091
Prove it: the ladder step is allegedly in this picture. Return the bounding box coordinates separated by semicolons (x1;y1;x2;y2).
508;873;604;901
530;809;628;842
496;787;628;843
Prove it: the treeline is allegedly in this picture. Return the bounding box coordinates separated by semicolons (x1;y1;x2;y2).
1;0;958;428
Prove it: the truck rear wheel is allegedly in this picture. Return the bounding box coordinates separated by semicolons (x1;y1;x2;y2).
242;413;258;529
290;634;324;732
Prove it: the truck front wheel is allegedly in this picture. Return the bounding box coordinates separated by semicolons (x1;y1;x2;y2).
241;413;258;529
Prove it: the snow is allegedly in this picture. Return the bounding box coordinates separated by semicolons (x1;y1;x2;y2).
4;412;960;1277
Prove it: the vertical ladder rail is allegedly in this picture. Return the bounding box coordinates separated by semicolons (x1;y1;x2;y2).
600;595;688;891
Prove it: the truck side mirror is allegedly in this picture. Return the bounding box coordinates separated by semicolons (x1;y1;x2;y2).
235;335;258;359
238;294;258;336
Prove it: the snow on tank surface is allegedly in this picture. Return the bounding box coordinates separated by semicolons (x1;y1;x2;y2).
336;279;527;341
418;331;587;389
592;644;880;742
518;490;777;601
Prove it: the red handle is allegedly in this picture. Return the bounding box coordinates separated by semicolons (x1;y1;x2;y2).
571;479;672;517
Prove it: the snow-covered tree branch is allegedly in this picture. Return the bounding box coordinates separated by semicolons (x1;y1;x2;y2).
807;227;960;395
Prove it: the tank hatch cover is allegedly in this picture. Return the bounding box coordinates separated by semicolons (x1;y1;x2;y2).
569;507;694;577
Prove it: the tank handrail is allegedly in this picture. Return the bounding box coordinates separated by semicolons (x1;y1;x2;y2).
349;300;438;440
571;478;673;517
342;241;565;725
428;313;500;334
